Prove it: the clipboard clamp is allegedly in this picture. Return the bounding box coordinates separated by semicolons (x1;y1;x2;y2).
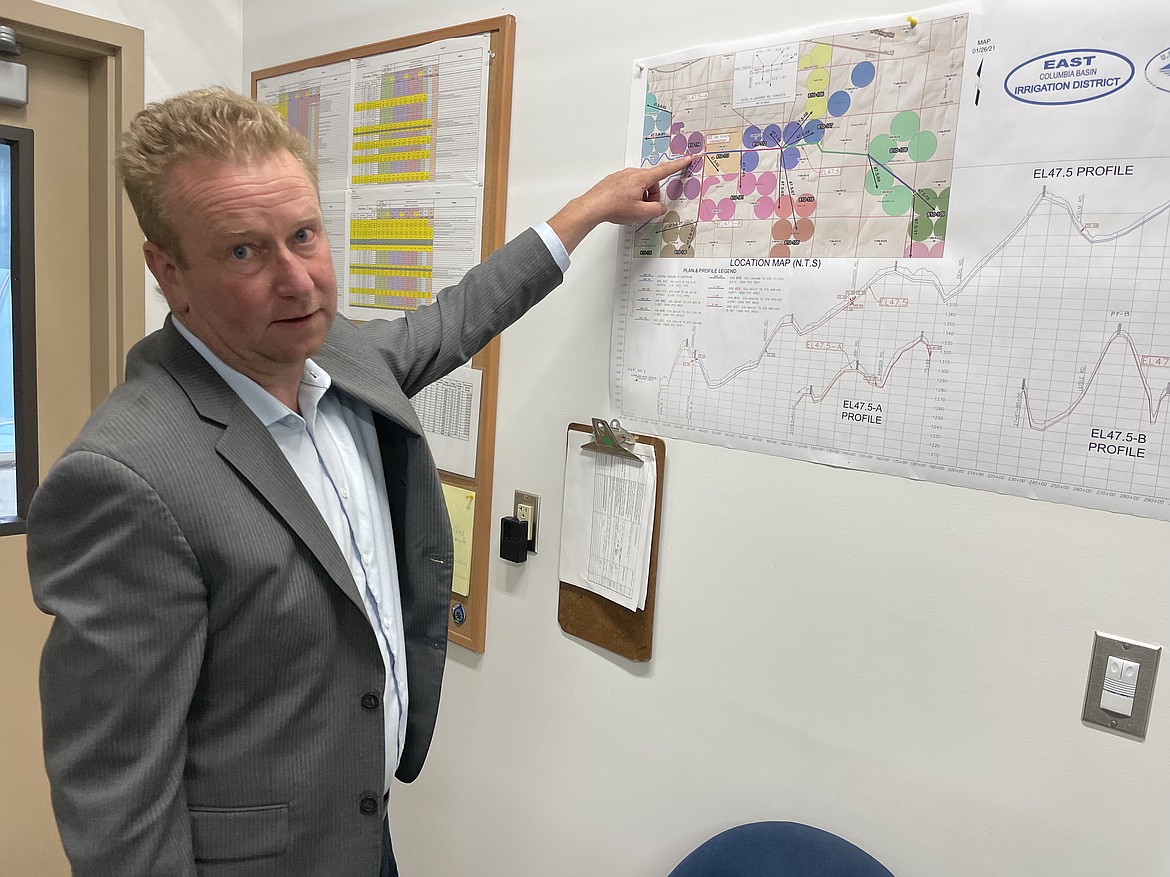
582;418;643;464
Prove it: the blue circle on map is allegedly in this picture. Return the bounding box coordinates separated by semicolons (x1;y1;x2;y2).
828;90;852;116
741;150;760;173
782;147;801;170
742;125;763;149
782;121;804;146
644;114;657;136
802;120;825;145
852;61;876;88
760;124;780;148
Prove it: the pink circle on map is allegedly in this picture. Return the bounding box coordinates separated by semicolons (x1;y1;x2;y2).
702;176;720;197
930;241;945;257
906;242;924;258
689;155;703;174
754;197;775;219
738;173;756;195
772;219;793;240
671;134;687;154
770;244;791;257
666;179;683;200
755;172;777;196
722;174;738;183
794;218;815;241
698;199;717;221
775;195;796;218
683;177;701;199
794;194;817;217
717;198;736;220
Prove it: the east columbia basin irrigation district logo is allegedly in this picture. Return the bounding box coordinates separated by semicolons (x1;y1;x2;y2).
1147;47;1170;93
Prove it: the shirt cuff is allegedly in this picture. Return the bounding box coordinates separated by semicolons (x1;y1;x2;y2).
533;221;570;274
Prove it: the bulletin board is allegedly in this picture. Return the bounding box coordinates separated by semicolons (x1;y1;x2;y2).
252;15;517;653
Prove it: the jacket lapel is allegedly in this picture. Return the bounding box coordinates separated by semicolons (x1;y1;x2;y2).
155;320;367;616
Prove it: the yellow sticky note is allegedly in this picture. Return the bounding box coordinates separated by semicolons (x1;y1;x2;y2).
441;483;475;597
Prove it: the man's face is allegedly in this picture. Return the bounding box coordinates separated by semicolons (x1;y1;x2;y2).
144;150;337;392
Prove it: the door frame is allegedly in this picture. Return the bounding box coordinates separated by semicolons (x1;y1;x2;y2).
5;0;144;417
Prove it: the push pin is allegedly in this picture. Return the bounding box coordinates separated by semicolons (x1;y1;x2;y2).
906;15;918;27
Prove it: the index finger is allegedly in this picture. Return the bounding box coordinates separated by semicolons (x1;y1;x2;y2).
646;154;695;183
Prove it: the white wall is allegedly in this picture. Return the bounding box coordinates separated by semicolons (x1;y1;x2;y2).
42;0;244;332
229;2;1170;875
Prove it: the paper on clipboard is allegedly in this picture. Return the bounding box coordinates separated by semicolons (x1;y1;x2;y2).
558;430;656;611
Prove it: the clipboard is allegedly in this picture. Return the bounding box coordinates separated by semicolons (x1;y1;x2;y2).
558;421;666;662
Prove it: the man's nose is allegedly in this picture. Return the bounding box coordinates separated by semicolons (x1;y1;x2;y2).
272;245;315;295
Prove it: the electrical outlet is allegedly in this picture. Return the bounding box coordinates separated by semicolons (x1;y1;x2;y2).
513;490;540;554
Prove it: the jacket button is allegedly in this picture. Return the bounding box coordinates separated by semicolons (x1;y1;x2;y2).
359;796;379;815
361;692;380;710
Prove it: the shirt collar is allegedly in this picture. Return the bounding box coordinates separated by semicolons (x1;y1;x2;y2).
172;316;332;428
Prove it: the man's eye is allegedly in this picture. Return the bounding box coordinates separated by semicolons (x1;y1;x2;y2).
293;228;313;243
231;245;252;260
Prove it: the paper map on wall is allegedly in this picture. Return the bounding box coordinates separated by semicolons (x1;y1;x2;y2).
613;1;1170;520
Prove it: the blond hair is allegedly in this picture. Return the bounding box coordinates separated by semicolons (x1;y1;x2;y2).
116;86;316;265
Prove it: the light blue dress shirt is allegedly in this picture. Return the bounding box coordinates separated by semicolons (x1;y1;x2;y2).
171;223;569;794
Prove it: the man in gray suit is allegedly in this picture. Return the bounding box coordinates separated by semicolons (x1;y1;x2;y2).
27;87;687;876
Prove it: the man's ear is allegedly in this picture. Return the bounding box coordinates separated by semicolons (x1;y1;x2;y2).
143;241;187;314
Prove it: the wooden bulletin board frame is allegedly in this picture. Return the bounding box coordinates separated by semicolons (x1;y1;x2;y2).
252;15;517;653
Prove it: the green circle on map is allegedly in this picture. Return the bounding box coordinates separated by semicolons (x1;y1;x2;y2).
798;53;814;70
938;186;951;209
890;110;920;141
868;134;898;163
864;164;896;196
934;214;948;238
806;68;830;92
810;44;833;67
909;214;934;241
882;185;914;216
913;188;938;215
908;130;938;162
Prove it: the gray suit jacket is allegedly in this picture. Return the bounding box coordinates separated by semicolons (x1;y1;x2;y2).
28;229;562;876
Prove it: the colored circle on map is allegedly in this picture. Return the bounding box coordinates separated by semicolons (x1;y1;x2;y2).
782;121;804;145
741;150;760;173
763;124;783;148
686;132;706;154
794;194;817;217
868;133;898;163
811;44;833;67
717;198;736;220
828;91;851;116
864;165;895;196
913;188;937;215
738;173;757;195
755;197;775;219
806;68;830;92
702;176;720;197
690;155;703;174
722;174;738;182
933;214;948;238
772;219;793;240
890;110;920;141
908;130;938;162
644;114;657;137
798;54;814;70
882;185;914;216
698;199;717;221
662;243;694;257
775;195;796;219
756;172;777;196
794;218;815;241
802;120;825;145
804;96;828;119
909;214;934;242
743;126;763;149
782;147;801;170
671;133;688;154
770;244;791;257
852;61;876;87
666;178;683;200
683;177;701;200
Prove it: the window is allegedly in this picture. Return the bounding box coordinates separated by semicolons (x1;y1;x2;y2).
0;123;37;535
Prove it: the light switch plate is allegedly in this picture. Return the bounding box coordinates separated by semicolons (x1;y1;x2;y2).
1083;632;1160;740
513;490;539;554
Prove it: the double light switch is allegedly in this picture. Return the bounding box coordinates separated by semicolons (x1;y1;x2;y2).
1100;655;1140;717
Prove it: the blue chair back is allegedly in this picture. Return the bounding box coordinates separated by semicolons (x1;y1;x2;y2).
667;821;894;877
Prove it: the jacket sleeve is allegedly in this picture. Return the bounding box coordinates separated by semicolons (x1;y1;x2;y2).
357;226;564;397
28;449;206;877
